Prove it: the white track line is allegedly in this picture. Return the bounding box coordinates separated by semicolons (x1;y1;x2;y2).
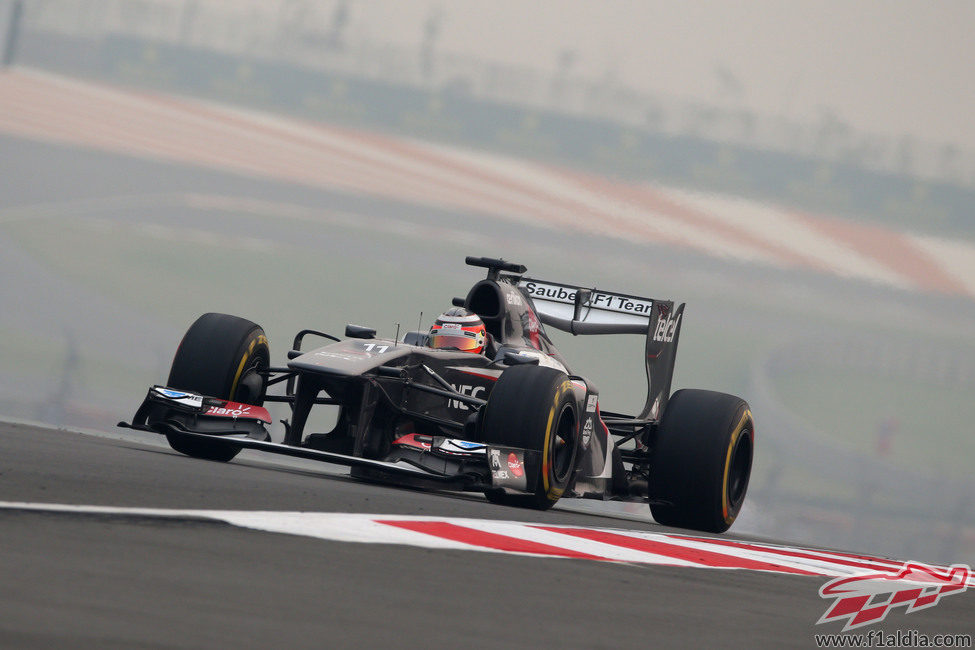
5;501;970;583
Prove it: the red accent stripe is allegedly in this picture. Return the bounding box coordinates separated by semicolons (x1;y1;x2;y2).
671;535;903;574
550;166;822;271
851;605;888;626
794;212;967;295
807;549;904;560
457;370;500;382
103;82;591;229
889;588;923;605
803;548;903;566
341;126;688;243
915;593;939;608
379;521;609;561
0;72;542;219
157;97;572;220
826;595;870;618
5;70;971;302
536;527;818;575
390;434;432;451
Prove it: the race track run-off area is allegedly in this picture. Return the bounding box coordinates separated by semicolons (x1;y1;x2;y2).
1;67;974;300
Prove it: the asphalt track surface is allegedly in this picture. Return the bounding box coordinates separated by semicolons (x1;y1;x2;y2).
2;422;973;649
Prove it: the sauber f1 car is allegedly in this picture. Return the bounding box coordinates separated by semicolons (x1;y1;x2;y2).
120;257;754;533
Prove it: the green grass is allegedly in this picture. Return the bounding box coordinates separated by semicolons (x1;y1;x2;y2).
1;214;464;338
0;327;70;385
772;369;975;479
0;325;157;419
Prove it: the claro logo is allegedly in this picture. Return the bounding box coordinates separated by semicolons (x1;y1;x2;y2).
206;405;252;418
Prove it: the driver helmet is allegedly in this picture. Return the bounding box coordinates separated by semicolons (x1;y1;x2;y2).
428;307;487;354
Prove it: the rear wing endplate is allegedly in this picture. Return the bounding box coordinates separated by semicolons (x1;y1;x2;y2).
518;278;684;420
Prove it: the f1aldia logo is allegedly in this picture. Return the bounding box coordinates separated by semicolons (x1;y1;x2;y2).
817;562;970;631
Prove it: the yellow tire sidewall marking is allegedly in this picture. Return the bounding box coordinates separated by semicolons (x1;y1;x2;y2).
721;408;752;524
230;336;262;400
542;381;573;500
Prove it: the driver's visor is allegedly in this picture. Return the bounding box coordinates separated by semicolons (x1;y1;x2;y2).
429;333;482;351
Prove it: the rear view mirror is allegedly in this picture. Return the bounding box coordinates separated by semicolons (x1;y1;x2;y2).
345;324;377;339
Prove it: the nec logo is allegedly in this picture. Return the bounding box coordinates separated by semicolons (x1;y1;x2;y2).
448;384;485;410
652;313;680;343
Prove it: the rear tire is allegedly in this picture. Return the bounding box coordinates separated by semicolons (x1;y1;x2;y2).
649;389;753;533
165;313;270;462
480;365;579;510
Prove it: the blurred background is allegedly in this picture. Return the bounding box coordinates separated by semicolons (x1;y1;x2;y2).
1;0;973;566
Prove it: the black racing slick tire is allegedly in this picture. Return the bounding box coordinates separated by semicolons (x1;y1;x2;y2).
649;389;754;533
480;365;579;510
165;313;270;462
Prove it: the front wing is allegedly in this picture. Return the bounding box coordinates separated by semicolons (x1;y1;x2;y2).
119;386;539;494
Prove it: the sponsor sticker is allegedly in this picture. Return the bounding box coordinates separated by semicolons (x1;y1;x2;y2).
206;404;252;419
589;292;653;316
582;418;593;447
157;388;195;400
507;452;525;478
521;281;580;304
488;448;528;491
448;384;486;410
437;438;486;454
452;440;486;450
314;349;367;362
204;401;272;423
521;281;653;316
152;387;203;409
392;434;433;451
652;312;681;343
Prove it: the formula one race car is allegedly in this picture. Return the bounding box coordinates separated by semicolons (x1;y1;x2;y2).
120;257;754;533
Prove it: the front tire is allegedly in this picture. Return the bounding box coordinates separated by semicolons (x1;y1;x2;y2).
165;313;270;462
649;389;754;533
479;365;579;510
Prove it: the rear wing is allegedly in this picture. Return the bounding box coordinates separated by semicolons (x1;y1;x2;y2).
518;278;684;421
